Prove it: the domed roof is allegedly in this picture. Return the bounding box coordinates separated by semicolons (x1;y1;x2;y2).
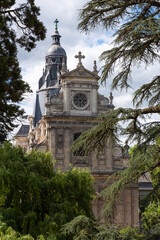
46;44;66;56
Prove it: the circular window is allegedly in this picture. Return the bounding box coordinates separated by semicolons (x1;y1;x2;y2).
73;93;88;108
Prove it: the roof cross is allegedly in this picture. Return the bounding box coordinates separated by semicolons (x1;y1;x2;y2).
54;19;59;31
75;51;85;67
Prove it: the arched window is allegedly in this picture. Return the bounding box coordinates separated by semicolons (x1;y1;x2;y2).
50;65;57;79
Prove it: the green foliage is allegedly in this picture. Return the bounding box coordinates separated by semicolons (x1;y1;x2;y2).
0;0;46;142
78;0;160;94
76;0;160;144
62;215;99;240
99;141;160;221
0;219;34;239
62;215;142;240
72;107;160;159
142;201;160;230
73;0;160;153
0;142;94;239
74;1;160;235
62;215;160;240
140;155;160;230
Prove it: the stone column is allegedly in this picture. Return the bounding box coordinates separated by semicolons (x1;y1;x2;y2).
92;84;98;114
64;127;71;170
124;188;132;227
131;186;139;227
91;150;98;171
51;127;56;160
106;139;113;171
64;82;70;113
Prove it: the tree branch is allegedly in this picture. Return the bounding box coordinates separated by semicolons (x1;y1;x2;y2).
0;5;26;14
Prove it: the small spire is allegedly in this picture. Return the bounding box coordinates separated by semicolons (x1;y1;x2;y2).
51;19;61;45
93;60;98;74
124;144;130;157
75;51;85;68
54;19;59;32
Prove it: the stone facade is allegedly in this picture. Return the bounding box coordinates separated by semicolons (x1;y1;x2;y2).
14;23;139;227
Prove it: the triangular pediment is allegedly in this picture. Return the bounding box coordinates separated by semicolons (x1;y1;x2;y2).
61;66;100;80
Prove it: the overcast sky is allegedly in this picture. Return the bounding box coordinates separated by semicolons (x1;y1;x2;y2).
16;0;159;124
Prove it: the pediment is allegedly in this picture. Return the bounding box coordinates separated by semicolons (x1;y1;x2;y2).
61;66;100;80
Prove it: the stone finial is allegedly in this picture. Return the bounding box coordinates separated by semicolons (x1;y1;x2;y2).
93;60;98;74
109;92;113;105
75;51;85;67
54;19;59;31
124;144;130;156
28;116;33;133
61;57;67;74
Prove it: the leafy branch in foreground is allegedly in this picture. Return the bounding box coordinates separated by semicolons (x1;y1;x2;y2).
76;1;160;223
133;76;160;107
71;106;160;156
0;142;94;238
62;215;160;240
0;0;46;142
100;142;160;222
78;0;160;92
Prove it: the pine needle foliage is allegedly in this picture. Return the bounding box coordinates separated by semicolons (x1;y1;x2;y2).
78;0;160;92
0;142;94;239
72;0;160;225
62;214;160;240
100;141;160;221
0;0;46;142
76;0;160;150
71;107;160;155
62;215;142;240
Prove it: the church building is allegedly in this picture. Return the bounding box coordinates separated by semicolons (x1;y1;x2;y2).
14;20;139;227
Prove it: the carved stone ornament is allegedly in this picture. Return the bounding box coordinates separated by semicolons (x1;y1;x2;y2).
113;146;123;157
57;134;63;148
50;92;63;104
98;94;109;105
74;155;88;165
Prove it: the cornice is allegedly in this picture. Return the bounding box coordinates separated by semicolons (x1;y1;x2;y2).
44;114;102;123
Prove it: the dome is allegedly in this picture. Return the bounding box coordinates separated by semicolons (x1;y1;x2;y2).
46;44;66;57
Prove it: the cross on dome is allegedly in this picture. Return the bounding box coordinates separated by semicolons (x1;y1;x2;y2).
54;19;59;31
75;51;85;67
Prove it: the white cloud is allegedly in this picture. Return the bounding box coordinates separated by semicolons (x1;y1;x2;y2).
114;94;133;108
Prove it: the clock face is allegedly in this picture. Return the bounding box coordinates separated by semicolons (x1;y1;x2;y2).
73;93;87;108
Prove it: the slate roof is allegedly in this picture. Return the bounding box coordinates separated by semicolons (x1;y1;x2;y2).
33;88;60;127
33;93;42;127
15;125;29;137
46;44;66;56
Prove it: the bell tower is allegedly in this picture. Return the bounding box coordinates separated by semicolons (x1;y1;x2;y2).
31;19;67;126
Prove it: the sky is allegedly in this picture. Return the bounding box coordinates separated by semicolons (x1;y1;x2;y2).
16;0;159;128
